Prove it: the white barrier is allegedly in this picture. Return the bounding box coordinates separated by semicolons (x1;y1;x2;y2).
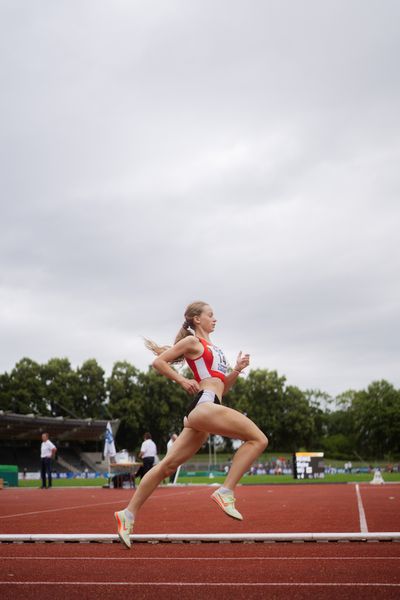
0;532;399;543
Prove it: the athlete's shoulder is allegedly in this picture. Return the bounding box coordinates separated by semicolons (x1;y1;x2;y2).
179;335;203;358
182;335;202;349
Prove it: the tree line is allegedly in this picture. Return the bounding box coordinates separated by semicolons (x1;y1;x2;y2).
0;357;399;460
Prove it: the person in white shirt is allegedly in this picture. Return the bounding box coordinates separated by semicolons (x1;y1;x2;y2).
40;432;56;489
166;433;178;482
135;432;157;481
167;433;178;452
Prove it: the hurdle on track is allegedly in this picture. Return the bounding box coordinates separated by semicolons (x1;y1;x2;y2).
1;532;399;543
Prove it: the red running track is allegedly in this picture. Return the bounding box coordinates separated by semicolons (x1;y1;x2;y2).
0;541;399;600
0;483;399;599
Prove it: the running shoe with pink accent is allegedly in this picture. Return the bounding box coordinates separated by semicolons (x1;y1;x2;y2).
114;510;134;549
211;489;243;520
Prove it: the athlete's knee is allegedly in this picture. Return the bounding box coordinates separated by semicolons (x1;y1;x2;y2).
160;457;180;477
164;465;179;477
255;431;268;452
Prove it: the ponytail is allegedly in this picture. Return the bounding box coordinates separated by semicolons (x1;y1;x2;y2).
143;338;171;357
144;327;193;365
144;300;208;364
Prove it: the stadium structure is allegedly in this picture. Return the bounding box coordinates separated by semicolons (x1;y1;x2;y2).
0;411;120;477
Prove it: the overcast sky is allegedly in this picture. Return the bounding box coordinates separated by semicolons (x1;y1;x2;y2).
1;1;399;398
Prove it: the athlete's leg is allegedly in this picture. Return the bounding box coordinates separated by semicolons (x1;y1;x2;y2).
126;427;208;518
186;403;268;490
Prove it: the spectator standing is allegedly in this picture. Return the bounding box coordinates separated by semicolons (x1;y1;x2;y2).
135;433;157;481
166;433;178;483
40;432;56;489
344;461;353;474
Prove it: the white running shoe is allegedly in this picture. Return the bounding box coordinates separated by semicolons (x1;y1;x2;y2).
211;489;243;520
114;510;134;549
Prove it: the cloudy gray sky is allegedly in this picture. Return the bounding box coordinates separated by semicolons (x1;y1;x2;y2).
1;0;399;397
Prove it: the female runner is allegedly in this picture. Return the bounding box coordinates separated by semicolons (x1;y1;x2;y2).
114;301;268;548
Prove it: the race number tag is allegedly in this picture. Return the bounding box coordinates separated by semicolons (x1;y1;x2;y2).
209;344;228;375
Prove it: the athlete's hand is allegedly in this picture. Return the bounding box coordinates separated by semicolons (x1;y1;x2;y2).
179;377;200;395
235;351;250;373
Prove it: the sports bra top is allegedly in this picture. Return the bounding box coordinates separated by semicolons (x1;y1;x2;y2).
185;337;228;383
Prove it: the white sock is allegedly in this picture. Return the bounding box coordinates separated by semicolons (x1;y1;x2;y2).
124;509;134;521
218;486;233;495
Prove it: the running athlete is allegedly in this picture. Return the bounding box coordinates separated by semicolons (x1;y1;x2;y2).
114;301;268;548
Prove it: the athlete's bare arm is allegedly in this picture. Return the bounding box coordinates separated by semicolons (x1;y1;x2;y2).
152;336;201;395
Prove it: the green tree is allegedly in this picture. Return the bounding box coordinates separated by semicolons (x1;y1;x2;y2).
0;371;12;411
75;359;106;418
352;380;400;458
7;358;48;414
304;389;332;449
41;358;80;417
135;368;188;451
274;385;316;451
107;361;143;451
321;407;357;458
107;362;188;453
233;369;286;447
228;370;318;452
336;389;357;411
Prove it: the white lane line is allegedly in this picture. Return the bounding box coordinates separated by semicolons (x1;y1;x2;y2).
0;491;186;520
355;484;368;533
0;582;399;587
1;556;400;561
0;500;123;520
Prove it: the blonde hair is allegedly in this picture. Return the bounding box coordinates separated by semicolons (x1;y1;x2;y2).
144;301;208;364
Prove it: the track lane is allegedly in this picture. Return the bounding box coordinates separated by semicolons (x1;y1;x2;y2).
1;484;399;599
1;541;400;600
0;484;362;534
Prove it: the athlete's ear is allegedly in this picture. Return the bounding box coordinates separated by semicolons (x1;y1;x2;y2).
193;314;201;325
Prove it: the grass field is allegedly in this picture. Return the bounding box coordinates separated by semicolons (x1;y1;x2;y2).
208;452;400;470
17;471;400;487
11;451;400;488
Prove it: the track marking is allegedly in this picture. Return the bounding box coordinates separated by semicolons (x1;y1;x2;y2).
0;500;123;520
355;484;368;533
1;556;400;561
0;582;399;587
0;491;187;520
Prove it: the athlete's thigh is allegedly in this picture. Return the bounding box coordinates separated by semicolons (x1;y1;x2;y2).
186;403;263;441
162;427;209;466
